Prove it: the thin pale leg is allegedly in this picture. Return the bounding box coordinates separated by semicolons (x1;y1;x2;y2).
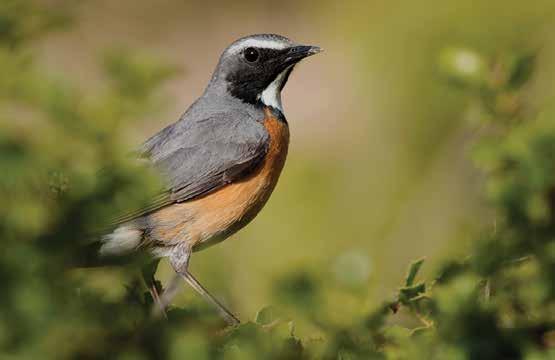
169;244;240;326
149;283;167;318
150;229;186;317
141;259;167;318
152;274;181;317
180;271;240;325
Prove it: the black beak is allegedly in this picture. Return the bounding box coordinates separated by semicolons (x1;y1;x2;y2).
274;45;321;73
286;45;323;61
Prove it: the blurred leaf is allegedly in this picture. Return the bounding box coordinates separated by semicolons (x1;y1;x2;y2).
506;52;536;89
405;258;425;287
254;306;278;326
439;47;488;89
0;0;71;48
399;283;426;304
274;270;320;310
333;250;371;289
103;49;181;100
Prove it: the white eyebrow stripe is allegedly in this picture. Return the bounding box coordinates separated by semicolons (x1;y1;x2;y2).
228;38;290;54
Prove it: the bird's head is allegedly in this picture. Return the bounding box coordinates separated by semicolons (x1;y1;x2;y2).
207;34;321;112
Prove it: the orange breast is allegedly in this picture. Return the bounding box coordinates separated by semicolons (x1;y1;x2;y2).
150;108;290;251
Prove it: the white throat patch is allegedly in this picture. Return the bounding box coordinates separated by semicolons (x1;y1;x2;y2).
259;66;293;112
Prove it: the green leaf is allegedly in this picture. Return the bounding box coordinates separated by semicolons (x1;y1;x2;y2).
399;283;426;304
507;52;536;89
405;258;425;287
254;306;278;326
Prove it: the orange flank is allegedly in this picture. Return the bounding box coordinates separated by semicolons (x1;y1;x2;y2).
150;107;290;251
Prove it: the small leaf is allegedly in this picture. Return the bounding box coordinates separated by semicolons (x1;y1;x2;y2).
507;52;536;89
405;258;425;286
255;306;277;326
399;283;426;304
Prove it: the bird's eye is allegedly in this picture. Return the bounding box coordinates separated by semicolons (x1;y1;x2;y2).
243;47;259;62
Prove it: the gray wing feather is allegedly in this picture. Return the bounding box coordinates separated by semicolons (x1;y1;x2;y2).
113;112;269;224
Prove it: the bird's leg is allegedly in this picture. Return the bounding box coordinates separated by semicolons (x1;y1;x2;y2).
141;259;167;318
180;269;241;326
152;273;181;318
149;283;165;318
168;244;240;326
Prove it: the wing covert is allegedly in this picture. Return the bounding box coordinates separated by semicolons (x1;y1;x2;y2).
113;112;269;224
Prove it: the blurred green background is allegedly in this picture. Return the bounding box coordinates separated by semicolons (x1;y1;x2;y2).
2;0;555;358
33;0;554;321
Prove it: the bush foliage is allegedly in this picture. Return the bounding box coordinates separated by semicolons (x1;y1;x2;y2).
0;2;553;359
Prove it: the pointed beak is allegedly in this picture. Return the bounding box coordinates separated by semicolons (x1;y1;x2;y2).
306;45;323;55
287;45;323;60
272;44;322;77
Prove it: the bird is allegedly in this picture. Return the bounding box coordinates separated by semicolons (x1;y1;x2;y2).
98;34;321;325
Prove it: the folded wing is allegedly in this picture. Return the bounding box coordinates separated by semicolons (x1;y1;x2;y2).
113;112;269;224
